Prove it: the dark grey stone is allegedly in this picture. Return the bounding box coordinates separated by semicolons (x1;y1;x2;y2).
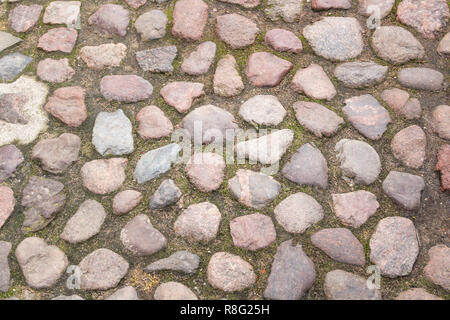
0;53;32;81
145;251;200;274
382;171;425;210
149;179;182;209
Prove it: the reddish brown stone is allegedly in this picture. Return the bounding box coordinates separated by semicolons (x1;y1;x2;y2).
230;213;276;251
160;82;204;113
37;27;78;53
381;88;422;120
312;0;351;10
88;4;130;37
172;0;208;41
113;190;142;215
245;52;292;87
264;28;303;53
36;58;75;83
213;55;244;97
332;191;379;228
44;86;87;128
124;0;147;9
0;186;15;230
292;63;336;101
186;152;225;192
216;14;259;49
396;288;443;300
100;75;153;103
424;244;450;291
431;105;450;140
8;4;43;33
136;106;173;140
391;125;426;169
436;144;450;191
81;158;127;195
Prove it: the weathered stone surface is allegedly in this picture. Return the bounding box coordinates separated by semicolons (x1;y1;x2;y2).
398;68;444;91
0;241;12;292
293;101;343;137
37;27;77;53
0;53;32;81
303;17;363;61
311;228;365;265
371;26;425;64
282;143;328;189
436;144;450;190
37;58;74;83
0;31;22;53
382;171;425;210
186;152;225;192
396;288;443;300
149;179;182;209
134;143;181;184
335;139;381;185
124;0;147;9
228;169;281;209
136;46;177;73
219;0;260;8
324;270;381;300
207;252;256;292
0;145;24;182
79;249;129;290
137;105;173;139
359;0;394;18
264;240;316;300
88;4;130;37
113;190;142;215
52;295;84;300
370;217;419;277
334;62;388;88
0;186;15;230
135;10;167;41
230;213;276;251
380;88;422;119
160;82;204;113
343;94;391;140
291;63;336;101
397;0;449;39
15;237;68;289
264;29;302;53
275;192;323;234
43;1;81;26
239;95;286;126
431;105;450;140
172;0;208;41
216;14;259;49
245;52;292;87
106;286;139;300
60;200;106;244
145;251;200;274
391;125;426;168
154;282;198;300
174;202;221;242
100;75;153;102
81;158;127;195
437;32;450;54
265;0;302;22
121;214;167;256
80;43;127;69
332;191;379;228
31;133;81;173
312;0;351;10
44;86;87;127
8;4;42;33
182;104;239;144
0;93;28;125
424;245;450;291
181;41;216;75
92;109;134;156
213;55;244;97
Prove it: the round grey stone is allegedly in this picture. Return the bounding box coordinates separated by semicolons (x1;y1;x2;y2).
382;171;425;210
149;179;182;209
145;251;200;274
135;10;167;41
334;61;388;88
324;270;381;300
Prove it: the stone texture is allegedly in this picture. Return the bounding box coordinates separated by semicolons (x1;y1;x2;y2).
239;95;286;126
207;252;256;292
370;217;419;277
264;240;316;300
0;93;28;125
213;55;244;97
230;213;276;251
135;10;167;41
0;53;32;81
311;228;365;265
0;31;22;52
92;109;134;156
382;171;425;210
79;249;129;290
37;27;77;53
81;158;127;195
219;0;260;7
113;190;142;215
380;88;422;120
359;0;394;18
186;152;226;192
293;101;344;137
437;32;450;54
134;143;181;184
182;41;216;75
44;86;87;127
216;14;259;49
88;4;130;37
80;43;127;69
324;270;381;300
431;105;450;140
436;144;450;191
398;68;444;91
424;245;450;291
160;82;204;113
303;17;363;61
124;0;147;9
174;202;221;242
172;0;208;41
120;214;167;256
397;0;449;39
335;139;381;185
43;1;81;26
265;0;302;22
245;52;293;87
282;143;328;189
0;186;15;230
145;251;200;274
15;237;68;289
291;63;336;101
0;145;24;182
37;58;74;83
106;286;139;300
312;0;351;10
100;75;153;102
334;62;388;88
228;169;281;209
396;288;443;300
265;28;302;53
343;94;391;140
332;191;379;228
391;125;426;168
60;200;106;244
8;4;42;33
275;192;323;234
136;46;177;73
0;241;11;292
31;133;81;173
371;26;425;64
154;282;198;300
137;106;173;139
149;179;182;209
